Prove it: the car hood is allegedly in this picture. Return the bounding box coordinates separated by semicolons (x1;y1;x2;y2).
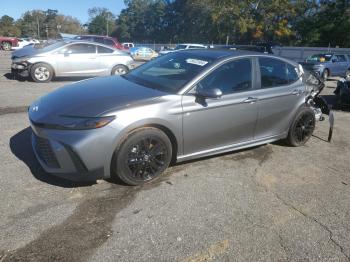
11;45;40;59
29;76;167;124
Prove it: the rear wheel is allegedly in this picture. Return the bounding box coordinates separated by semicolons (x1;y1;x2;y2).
111;65;128;75
345;69;350;80
1;41;12;51
286;107;315;147
322;69;329;80
30;63;53;83
113;127;172;185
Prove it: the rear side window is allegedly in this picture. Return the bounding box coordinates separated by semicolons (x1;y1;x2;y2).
98;46;114;53
335;55;346;62
65;44;96;54
286;63;299;83
259;57;289;88
199;58;252;95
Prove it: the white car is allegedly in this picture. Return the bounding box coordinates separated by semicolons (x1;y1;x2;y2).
159;43;207;55
122;42;134;49
12;38;40;50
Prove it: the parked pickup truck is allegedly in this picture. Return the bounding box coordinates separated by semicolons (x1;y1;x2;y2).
0;37;19;51
300;53;350;80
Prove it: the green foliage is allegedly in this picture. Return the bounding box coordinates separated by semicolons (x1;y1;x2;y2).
88;7;116;36
114;0;350;47
0;15;21;36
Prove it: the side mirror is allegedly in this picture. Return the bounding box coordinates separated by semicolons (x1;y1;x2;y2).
332;58;337;63
196;88;222;99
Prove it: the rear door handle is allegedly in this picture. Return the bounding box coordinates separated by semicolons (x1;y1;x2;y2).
243;97;258;104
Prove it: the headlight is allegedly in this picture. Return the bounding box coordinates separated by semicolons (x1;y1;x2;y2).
56;115;116;130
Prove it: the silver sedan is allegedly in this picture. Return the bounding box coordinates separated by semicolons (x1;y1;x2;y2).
11;40;134;82
29;50;317;185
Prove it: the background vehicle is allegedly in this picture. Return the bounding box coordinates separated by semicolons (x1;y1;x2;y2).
28;50;316;185
11;38;40;50
11;40;133;82
123;42;134;49
74;35;125;50
300;53;350;80
159;43;207;55
0;36;18;51
130;46;158;61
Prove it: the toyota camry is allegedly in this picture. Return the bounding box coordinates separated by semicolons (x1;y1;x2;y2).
29;50;317;185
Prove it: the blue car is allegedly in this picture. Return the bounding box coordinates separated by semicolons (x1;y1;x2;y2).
300;53;350;80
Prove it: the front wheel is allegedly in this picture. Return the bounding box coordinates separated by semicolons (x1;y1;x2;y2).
286;107;316;147
1;42;12;51
30;63;53;83
111;65;129;75
113;127;172;185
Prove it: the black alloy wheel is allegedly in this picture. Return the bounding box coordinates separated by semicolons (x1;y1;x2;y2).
114;128;172;185
287;108;316;146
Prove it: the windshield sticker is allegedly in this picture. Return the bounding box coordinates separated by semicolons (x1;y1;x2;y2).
186;58;208;66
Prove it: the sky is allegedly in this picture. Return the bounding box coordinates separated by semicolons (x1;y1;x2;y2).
0;0;126;23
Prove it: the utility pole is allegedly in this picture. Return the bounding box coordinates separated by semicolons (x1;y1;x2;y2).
106;13;109;36
45;25;49;39
37;16;40;39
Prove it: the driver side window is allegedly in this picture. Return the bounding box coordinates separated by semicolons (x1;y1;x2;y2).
198;58;252;95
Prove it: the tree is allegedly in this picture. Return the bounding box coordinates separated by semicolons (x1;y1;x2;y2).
17;10;84;39
0;15;21;36
88;7;116;35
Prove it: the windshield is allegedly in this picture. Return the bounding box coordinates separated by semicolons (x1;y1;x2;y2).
306;54;332;63
124;52;214;93
34;41;66;51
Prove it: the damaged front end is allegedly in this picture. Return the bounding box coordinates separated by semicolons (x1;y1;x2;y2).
302;70;334;142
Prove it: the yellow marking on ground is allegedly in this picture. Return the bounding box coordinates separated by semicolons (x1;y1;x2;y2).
180;239;230;262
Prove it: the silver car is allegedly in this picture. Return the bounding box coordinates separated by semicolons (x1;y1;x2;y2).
11;40;134;82
28;50;316;185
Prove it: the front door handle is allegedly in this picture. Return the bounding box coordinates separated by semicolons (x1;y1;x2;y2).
243;97;258;104
292;89;303;95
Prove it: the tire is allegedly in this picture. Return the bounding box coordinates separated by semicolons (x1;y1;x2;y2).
30;63;54;83
286;107;316;147
346;69;350;80
1;41;12;51
111;65;129;75
113;127;172;186
322;69;329;80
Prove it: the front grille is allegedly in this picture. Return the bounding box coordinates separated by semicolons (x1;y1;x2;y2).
34;134;60;168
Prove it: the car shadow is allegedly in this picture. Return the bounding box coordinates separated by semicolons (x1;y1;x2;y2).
3;72;94;83
9;127;95;188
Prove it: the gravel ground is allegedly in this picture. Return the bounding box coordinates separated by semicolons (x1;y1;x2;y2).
0;50;349;262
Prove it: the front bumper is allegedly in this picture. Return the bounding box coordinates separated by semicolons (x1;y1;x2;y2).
11;63;30;77
30;121;118;182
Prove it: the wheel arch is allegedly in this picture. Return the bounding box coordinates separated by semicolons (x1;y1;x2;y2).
108;122;180;179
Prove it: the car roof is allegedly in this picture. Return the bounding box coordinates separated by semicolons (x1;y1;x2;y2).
176;49;298;66
62;40;117;49
179;43;206;47
77;35;116;39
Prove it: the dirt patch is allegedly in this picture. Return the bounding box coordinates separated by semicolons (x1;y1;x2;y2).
0;106;28;115
3;185;139;262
